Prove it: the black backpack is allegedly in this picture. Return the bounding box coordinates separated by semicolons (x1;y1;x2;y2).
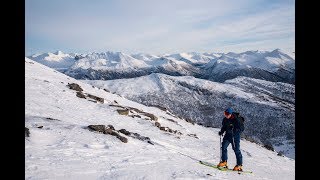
234;112;245;132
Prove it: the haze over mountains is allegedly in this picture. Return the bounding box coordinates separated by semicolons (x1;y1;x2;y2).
27;49;295;159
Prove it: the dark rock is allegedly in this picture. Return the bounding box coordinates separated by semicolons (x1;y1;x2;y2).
187;133;199;139
25;127;30;137
67;83;83;91
119;129;131;136
107;125;115;130
263;144;274;151
104;88;110;92
185;118;195;125
117;109;129;115
105;128;114;134
166;118;177;123
142;112;158;121
88;125;106;133
160;127;166;131
129;107;144;113
114;100;118;104
155;122;161;127
117;136;128;143
277;151;284;156
37;126;43;129
87;93;104;103
76;91;86;99
45;117;60;121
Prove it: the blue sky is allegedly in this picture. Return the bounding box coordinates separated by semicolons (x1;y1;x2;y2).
25;0;295;55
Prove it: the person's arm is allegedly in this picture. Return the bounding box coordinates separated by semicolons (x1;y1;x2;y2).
219;118;226;135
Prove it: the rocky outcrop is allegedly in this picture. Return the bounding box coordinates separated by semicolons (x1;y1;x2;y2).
67;83;83;91
87;93;104;103
119;129;153;145
88;125;128;143
76;91;86;99
117;109;130;115
67;83;104;103
25;127;30;137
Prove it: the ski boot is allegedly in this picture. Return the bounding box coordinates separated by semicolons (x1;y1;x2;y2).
217;161;228;168
233;165;243;171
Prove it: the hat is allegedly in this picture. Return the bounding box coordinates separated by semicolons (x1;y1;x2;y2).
224;108;233;114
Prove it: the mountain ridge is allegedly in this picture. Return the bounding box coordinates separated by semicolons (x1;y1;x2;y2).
27;49;295;84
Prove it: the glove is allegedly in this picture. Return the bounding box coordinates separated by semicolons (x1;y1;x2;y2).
218;131;223;136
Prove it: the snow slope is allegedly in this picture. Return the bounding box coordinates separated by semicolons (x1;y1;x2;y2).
25;58;294;179
84;73;295;159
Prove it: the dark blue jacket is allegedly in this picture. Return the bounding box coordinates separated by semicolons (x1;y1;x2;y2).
220;113;242;136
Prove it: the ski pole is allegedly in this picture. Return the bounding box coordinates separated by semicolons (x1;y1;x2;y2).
220;134;222;162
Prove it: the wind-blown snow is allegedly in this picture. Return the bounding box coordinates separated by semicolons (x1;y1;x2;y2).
25;57;294;179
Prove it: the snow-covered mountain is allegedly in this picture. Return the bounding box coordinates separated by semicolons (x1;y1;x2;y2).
27;49;294;84
84;73;295;159
27;50;76;71
202;49;295;83
25;57;294;179
65;52;202;80
163;52;219;65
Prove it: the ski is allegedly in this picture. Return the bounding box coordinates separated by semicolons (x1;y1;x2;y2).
199;161;253;174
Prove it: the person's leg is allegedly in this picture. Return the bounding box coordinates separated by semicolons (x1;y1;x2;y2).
221;136;231;162
232;133;243;166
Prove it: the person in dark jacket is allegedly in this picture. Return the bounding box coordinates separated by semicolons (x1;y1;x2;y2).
217;107;243;171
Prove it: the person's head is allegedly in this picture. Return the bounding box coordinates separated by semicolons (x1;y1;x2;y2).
224;108;233;119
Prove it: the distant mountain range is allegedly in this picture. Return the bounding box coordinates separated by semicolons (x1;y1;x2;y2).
27;49;295;84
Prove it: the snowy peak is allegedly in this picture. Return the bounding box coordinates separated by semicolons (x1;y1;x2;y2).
131;53;160;61
27;51;75;70
201;49;295;83
70;51;149;70
164;52;216;64
31;50;72;62
209;49;295;71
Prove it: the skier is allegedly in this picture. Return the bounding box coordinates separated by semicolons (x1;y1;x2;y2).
217;107;243;171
